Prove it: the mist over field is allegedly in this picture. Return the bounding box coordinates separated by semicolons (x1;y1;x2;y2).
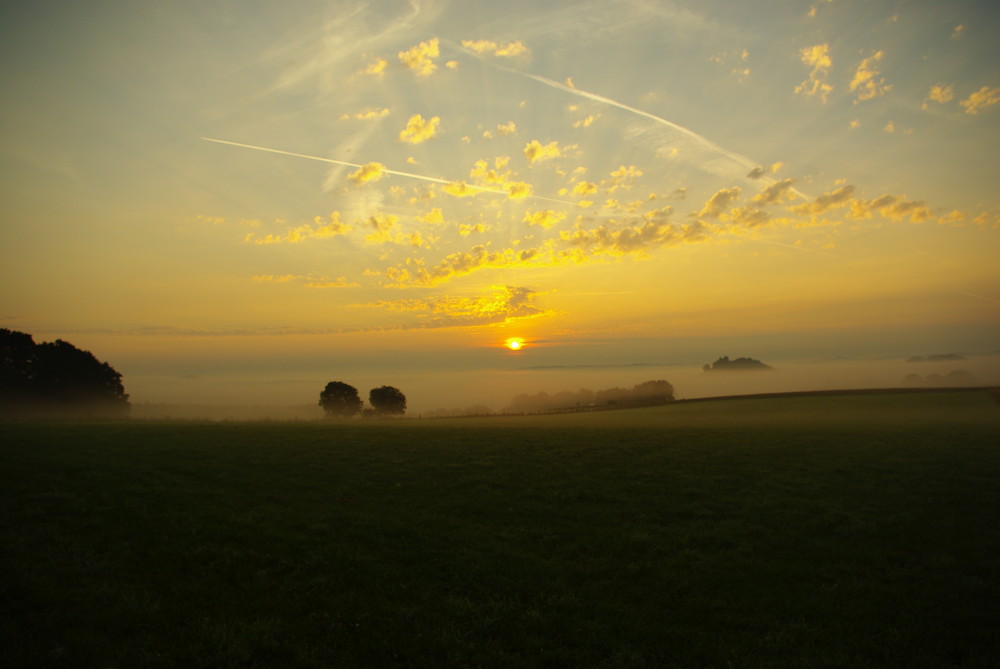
128;351;1000;420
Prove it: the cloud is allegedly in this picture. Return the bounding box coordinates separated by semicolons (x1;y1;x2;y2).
698;187;742;218
419;207;445;224
349;162;386;185
794;44;833;103
603;165;643;192
252;274;297;283
791;184;855;216
523;139;562;163
460;39;530;58
482;121;517;138
883;120;895;133
572;114;598;128
306;277;359;288
398;38;440;77
383;244;536;286
848;195;931;222
960;86;1000;115
523;209;567;229
751;178;796;205
559;215;707;257
849;51;892;102
361;285;545;329
572;181;598;195
398;114;441;143
952;24;965;39
922;84;954;110
340;107;390;121
361;56;388;77
746;167;766;179
363;213;400;245
244;213;351;244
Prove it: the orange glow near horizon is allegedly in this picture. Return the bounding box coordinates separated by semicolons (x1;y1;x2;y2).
505;338;525;351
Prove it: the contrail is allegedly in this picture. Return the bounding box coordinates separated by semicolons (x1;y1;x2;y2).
447;41;811;200
201;137;575;205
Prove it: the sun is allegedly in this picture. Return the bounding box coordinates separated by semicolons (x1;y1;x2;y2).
505;337;525;351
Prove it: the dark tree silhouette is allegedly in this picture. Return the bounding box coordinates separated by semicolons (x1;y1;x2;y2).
369;385;406;416
318;381;363;417
1;328;129;419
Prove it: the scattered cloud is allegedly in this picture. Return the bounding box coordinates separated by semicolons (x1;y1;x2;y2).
698;187;742;218
460;39;530;58
794;44;833;102
482;121;517;138
922;84;954;110
849;51;892;102
524;139;563;163
349;162;386;185
883;120;896;133
849;194;931;222
360;284;545;329
398;38;440;77
524;209;567;229
791;185;855;216
398;114;441;143
751;178;796;205
952;24;965;39
361;56;387;77
244;213;351;244
960;86;1000;115
340;107;390;121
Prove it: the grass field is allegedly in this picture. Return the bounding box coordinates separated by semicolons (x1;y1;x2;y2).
2;390;999;667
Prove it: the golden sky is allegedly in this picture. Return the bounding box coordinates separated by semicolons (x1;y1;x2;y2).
1;0;998;408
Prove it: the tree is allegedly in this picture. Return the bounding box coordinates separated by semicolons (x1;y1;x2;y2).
369;385;406;416
1;328;130;419
318;381;362;417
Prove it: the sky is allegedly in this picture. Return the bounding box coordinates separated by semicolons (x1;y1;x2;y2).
2;0;998;413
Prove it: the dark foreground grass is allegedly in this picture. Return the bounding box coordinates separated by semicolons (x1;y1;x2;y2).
2;390;998;668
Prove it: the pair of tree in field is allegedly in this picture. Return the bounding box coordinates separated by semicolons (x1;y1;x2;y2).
319;381;406;417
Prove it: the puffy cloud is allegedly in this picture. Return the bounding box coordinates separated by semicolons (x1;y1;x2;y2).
442;181;483;198
960;86;1000;115
848;195;931;222
341;107;390;121
952;24;965;39
506;181;533;200
523;139;562;163
572;181;598;195
398;114;440;143
252;274;297;283
349;162;386;185
460;39;531;57
849;51;892;102
523;209;567;229
883;120;896;133
751;178;796;205
363;213;400;245
419;207;445;224
572;114;598;128
729;206;770;227
363;285;545;328
362;57;387;76
849;118;862;129
398;38;440;77
937;210;966;226
383;245;530;286
459;223;490;236
746;166;766;179
604;165;643;192
244;213;351;244
791;185;855;216
698;187;742;218
922;84;954;110
794;44;833;103
482;121;517;138
559;216;698;257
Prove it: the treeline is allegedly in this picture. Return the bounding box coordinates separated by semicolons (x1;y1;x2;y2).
506;380;674;413
1;328;130;419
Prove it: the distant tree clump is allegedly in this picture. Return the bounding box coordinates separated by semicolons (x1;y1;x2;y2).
318;381;363;417
507;380;674;413
369;385;406;416
703;356;773;372
1;328;130;419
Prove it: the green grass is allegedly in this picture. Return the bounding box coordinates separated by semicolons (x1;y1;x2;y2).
2;390;999;668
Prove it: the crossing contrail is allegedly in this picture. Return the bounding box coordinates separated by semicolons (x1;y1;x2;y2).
201;137;575;205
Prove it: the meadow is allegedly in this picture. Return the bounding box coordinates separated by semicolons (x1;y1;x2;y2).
2;390;998;668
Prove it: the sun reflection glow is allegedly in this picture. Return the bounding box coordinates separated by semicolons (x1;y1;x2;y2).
506;338;524;351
